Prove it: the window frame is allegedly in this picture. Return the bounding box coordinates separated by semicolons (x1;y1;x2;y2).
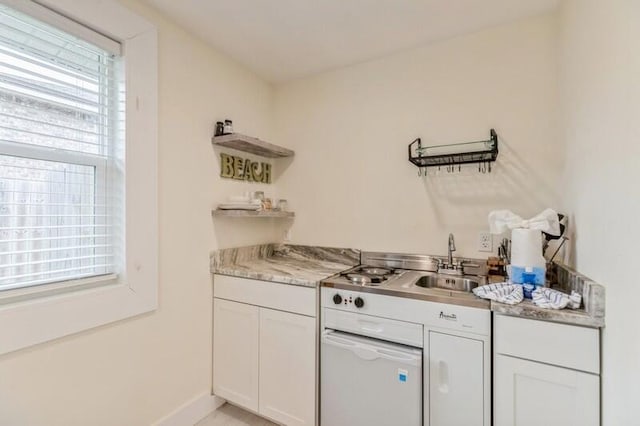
0;17;122;292
0;0;158;355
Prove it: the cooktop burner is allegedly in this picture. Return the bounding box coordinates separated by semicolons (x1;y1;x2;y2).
345;273;383;285
359;267;392;275
340;266;396;286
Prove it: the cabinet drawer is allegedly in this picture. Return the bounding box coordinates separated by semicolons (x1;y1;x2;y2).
494;314;599;374
323;308;423;347
214;274;316;317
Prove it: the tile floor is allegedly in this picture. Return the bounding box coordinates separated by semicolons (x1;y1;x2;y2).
195;403;278;426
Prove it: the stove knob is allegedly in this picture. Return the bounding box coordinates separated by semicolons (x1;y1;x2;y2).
332;294;343;305
354;297;364;308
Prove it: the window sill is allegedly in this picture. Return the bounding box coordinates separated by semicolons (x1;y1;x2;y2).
0;278;156;354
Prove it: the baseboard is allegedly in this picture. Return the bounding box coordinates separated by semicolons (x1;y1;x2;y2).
153;391;225;426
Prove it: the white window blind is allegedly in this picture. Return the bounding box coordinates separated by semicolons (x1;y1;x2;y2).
0;3;124;292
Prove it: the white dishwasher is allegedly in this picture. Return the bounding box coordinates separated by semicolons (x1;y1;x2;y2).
321;330;423;426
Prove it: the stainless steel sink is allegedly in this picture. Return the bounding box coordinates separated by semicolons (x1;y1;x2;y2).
414;274;481;293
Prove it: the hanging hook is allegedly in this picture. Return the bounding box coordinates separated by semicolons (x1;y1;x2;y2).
488;161;492;173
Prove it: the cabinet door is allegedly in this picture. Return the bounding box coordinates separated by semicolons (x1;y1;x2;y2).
259;308;316;426
429;331;485;426
494;354;599;426
213;298;259;412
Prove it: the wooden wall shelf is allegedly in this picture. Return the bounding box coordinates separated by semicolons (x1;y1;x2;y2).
212;133;294;158
212;210;295;218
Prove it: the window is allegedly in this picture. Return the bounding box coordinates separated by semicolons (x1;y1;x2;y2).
0;0;157;355
0;3;124;292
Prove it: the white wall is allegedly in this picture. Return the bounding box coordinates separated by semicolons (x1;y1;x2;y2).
274;14;562;258
0;1;280;425
2;2;633;424
559;1;640;424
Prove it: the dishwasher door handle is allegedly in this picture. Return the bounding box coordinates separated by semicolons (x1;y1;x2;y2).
322;331;421;366
322;332;380;361
322;332;359;348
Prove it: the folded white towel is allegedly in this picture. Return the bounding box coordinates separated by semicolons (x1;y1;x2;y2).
473;282;524;305
488;208;561;236
532;287;582;310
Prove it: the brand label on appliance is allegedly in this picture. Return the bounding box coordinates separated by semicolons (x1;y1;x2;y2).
439;311;458;321
398;368;408;383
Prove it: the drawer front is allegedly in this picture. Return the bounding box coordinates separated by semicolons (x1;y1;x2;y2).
213;274;316;317
323;308;423;347
494;314;599;374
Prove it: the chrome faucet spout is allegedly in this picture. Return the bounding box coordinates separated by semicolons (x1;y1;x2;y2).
447;233;456;266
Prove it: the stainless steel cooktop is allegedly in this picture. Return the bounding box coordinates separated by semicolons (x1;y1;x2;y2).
321;252;490;310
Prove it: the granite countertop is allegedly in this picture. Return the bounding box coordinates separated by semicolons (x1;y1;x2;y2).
210;244;360;288
491;300;601;327
210;245;605;328
490;263;605;328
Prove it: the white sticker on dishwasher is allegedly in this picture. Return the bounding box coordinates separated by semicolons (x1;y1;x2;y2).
398;369;408;383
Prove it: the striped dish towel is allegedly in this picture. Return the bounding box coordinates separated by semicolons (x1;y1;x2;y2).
532;287;582;310
472;282;523;305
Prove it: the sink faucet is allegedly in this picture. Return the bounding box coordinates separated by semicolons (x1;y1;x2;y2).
447;233;456;266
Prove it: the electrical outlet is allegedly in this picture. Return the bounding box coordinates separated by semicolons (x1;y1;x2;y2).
478;232;493;252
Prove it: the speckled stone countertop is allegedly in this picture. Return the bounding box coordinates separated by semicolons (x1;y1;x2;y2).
210;244;360;288
491;262;605;328
210;246;605;328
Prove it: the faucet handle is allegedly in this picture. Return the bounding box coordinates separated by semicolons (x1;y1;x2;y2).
436;258;453;270
452;260;464;270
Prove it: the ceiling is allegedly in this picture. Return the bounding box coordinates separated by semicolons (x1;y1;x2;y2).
144;0;559;83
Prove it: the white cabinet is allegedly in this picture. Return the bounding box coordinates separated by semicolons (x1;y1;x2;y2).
494;314;600;426
260;308;316;426
495;354;599;426
213;275;317;425
213;298;259;411
428;331;484;426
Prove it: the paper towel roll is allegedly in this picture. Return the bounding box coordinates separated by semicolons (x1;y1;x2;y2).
511;229;545;268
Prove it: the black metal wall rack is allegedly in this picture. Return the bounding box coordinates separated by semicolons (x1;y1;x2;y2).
408;129;498;174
